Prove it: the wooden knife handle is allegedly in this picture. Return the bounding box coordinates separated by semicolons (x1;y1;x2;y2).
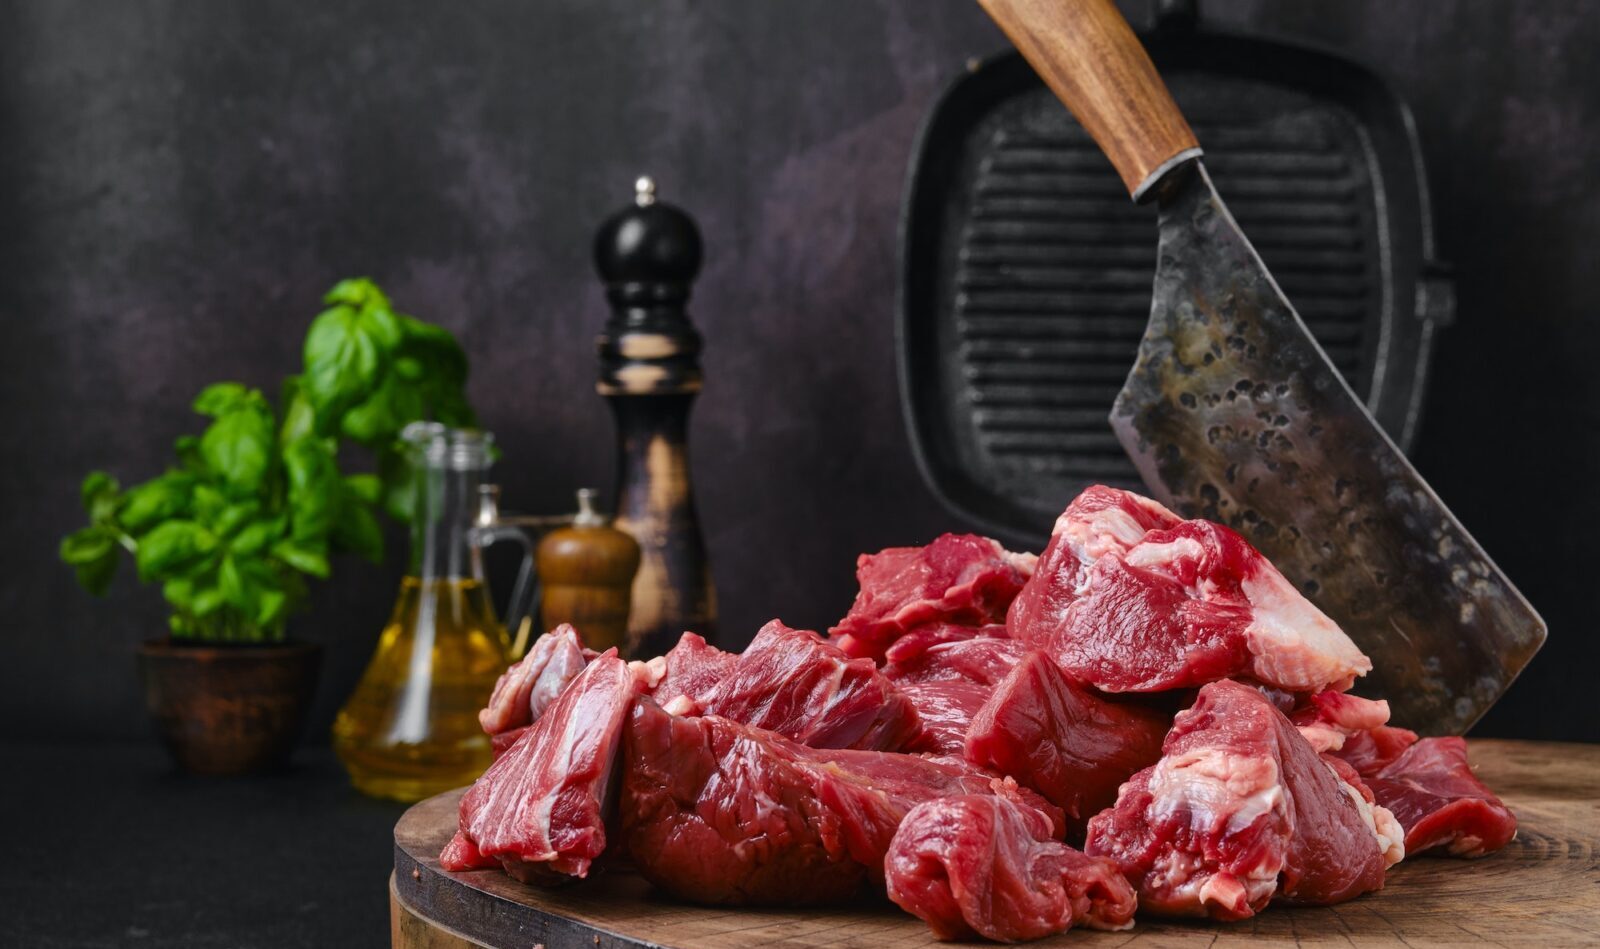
978;0;1201;200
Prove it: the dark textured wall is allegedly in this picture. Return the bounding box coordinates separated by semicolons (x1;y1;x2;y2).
2;1;1594;743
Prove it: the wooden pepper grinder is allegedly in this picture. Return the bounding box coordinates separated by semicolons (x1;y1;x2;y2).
593;177;718;656
535;488;641;653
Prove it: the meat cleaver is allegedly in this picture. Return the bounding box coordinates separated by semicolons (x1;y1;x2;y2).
976;0;1544;734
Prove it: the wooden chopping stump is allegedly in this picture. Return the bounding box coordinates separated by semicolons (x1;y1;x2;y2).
391;739;1600;948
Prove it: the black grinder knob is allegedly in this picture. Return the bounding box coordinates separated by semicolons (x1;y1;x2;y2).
594;177;704;396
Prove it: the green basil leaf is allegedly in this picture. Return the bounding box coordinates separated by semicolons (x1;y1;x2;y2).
272;538;330;579
232;553;292;627
135;520;217;581
162;576;194;611
212;500;263;538
283;437;339;541
332;498;384;564
341;372;422;446
303;304;383;431
398;315;475;426
60;526;115;565
392;354;424;382
120;471;196;534
191;582;227;617
323;276;391;311
218;554;249;611
61;527;119;596
80;471;121;521
174;435;207;475
200;396;275;496
342;473;382;504
256;584;290;628
191;484;227;523
192;382;250;418
230;515;284;556
399;315;467;385
279;376;317;444
302;280;404;434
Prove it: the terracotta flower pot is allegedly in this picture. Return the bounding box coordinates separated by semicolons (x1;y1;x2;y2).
137;639;322;775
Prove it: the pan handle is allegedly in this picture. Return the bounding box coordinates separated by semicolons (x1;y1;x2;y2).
977;0;1202;201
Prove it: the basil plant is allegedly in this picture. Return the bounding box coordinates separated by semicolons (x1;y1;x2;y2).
59;278;477;642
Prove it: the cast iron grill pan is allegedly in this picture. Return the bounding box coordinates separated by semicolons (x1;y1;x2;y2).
899;23;1451;548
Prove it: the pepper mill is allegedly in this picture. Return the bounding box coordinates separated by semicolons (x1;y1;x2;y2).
535;488;641;653
593;177;718;656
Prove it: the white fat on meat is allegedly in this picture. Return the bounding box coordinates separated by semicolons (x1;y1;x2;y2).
1297;694;1392;753
528;642;589;720
1242;570;1371;693
1145;746;1287;914
661;694;699;716
1001;549;1040;576
1121;534;1371;695
1060;494;1181;565
1297;723;1348;754
1325;762;1406;868
630;657;667;690
1122;537;1207;573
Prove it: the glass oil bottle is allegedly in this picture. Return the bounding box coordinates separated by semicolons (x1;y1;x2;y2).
333;425;513;801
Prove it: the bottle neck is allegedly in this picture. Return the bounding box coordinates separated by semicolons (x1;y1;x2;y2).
410;462;485;582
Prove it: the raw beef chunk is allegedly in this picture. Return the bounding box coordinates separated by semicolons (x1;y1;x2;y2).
477;623;589;735
1290;689;1419;775
1363;737;1517;857
1320;753;1407;870
1334;725;1421;777
620;698;1059;906
621;699;870;905
883;638;1028;755
631;631;735;714
696;620;919;751
883;622;1008;665
442;650;641;883
489;726;530;758
886;794;1137;942
830;533;1035;662
1009;486;1371;694
1291;690;1392;752
1085;679;1398;920
965;650;1169;837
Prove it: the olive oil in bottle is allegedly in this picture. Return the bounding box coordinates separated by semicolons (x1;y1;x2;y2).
332;426;512;802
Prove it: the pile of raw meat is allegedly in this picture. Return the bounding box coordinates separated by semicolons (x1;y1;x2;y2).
441;486;1518;942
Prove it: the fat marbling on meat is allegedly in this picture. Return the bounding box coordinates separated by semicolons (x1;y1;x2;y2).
1009;486;1371;695
1290;689;1420;776
442;649;641;883
694;619;919;751
1085;679;1403;920
477;623;592;756
830;533;1035;662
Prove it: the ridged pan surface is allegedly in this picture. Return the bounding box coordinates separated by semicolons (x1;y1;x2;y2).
900;39;1446;547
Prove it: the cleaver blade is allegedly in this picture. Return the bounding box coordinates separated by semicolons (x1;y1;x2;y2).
978;0;1546;733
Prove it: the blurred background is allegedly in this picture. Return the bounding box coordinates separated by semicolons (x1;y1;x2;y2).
2;0;1596;753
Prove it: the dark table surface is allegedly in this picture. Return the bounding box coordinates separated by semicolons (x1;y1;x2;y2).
1;740;407;949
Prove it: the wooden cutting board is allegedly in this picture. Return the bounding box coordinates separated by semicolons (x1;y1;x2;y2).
390;739;1600;948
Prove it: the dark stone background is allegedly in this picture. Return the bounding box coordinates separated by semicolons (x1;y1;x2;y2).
2;0;1594;744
